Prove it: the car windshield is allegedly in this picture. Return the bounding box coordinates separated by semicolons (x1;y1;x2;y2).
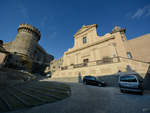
120;75;137;82
85;76;96;80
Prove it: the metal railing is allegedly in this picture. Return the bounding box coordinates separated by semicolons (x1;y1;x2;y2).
73;63;87;68
61;57;120;70
61;66;68;70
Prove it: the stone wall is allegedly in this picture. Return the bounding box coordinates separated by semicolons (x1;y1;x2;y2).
63;25;129;67
0;53;7;65
2;24;54;73
119;57;149;78
8;24;41;58
126;33;150;63
51;58;150;88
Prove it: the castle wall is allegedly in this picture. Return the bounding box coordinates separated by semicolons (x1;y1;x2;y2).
2;42;12;52
8;24;41;59
2;24;54;73
11;33;37;58
0;53;7;67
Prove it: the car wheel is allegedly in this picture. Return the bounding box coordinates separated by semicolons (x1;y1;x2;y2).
83;81;86;85
139;91;143;95
120;89;124;93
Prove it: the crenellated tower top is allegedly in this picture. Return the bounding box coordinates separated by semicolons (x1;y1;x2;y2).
17;24;41;41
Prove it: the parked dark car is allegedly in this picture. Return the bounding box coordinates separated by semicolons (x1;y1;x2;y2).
119;74;143;94
83;75;106;87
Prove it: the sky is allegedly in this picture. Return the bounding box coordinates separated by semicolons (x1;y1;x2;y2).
0;0;150;59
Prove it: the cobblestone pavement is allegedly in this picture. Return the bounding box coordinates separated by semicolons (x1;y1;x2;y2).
7;79;150;113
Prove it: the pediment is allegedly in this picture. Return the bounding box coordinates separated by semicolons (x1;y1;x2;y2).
74;24;97;38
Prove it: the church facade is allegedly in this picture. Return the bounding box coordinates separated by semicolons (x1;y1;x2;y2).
50;24;150;83
63;24;128;67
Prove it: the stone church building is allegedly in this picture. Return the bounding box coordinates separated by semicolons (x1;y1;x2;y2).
63;24;127;66
50;24;150;84
63;24;150;66
3;24;54;73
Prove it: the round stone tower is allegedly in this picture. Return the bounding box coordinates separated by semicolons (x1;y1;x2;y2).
10;24;41;59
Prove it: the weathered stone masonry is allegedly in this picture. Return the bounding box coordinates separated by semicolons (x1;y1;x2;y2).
3;24;54;73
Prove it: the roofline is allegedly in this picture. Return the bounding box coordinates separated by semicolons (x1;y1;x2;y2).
73;24;98;38
127;33;150;41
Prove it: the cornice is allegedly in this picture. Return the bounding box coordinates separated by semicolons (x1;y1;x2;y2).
65;35;115;55
74;29;95;39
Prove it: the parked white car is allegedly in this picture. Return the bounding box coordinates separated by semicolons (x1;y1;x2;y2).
119;74;143;94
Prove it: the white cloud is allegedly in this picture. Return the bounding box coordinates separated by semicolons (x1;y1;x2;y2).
132;4;150;19
132;8;144;18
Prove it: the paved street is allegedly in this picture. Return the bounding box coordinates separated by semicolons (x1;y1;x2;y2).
8;79;150;113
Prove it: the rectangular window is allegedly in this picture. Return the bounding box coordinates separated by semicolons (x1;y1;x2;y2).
127;52;132;59
83;58;88;66
83;59;88;63
83;37;87;44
